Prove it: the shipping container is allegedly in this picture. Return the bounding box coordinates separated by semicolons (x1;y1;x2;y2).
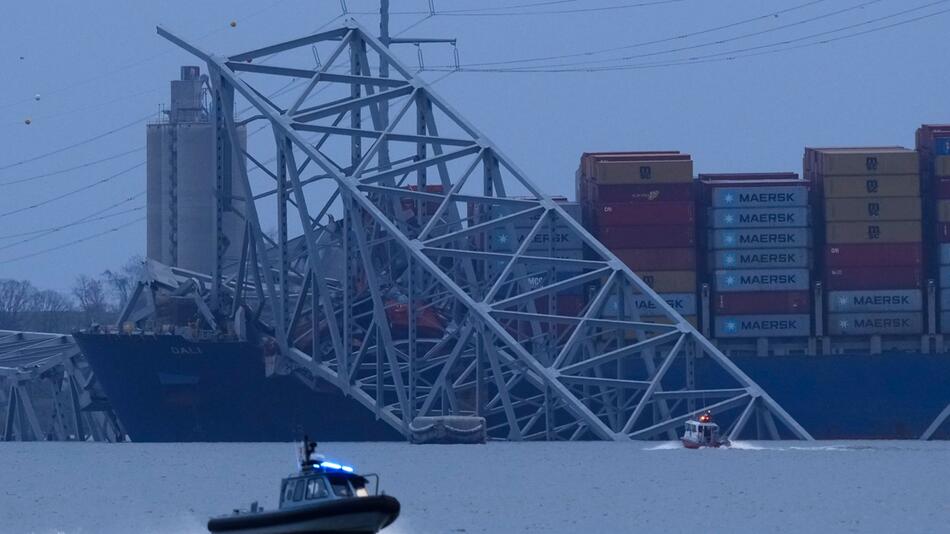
635;270;697;293
825;266;922;290
824;221;921;244
708;228;811;250
708;207;809;229
578;151;687;180
714;314;811;338
938;179;950;199
939;288;950;310
713;291;810;314
937;222;950;243
587;182;695;203
824;197;922;222
824;243;922;268
940;266;950;288
613;247;696;271
589;160;693;184
809;148;918;176
827;290;923;313
605;293;698;316
827;312;923;336
592;201;695;227
699;173;799;182
713;269;810;292
599;225;695;248
711;248;811;269
941;312;950;334
937;138;950;156
821;174;920;198
707;185;809;208
941;243;950;265
489;226;584;253
937;156;950;177
938;200;950;223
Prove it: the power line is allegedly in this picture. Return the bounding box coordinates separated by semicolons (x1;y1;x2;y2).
0;146;145;187
0;161;145;220
427;0;950;72
469;0;884;71
0;192;146;241
0;217;146;266
0;206;144;252
353;0;685;16
447;0;830;69
0;113;153;172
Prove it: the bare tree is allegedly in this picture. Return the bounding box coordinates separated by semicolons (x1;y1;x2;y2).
29;289;75;332
73;275;110;324
0;279;36;329
102;255;146;312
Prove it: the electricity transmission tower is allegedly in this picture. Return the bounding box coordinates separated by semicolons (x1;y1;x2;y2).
154;7;812;441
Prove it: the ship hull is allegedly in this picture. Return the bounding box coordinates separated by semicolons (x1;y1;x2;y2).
73;333;400;442
695;353;950;440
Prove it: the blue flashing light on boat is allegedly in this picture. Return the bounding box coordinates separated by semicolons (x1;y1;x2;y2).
320;460;355;473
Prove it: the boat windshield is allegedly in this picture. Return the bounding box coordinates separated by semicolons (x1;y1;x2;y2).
306;477;328;500
327;475;354;497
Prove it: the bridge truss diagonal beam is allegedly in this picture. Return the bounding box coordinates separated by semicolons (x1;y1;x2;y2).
156;19;813;442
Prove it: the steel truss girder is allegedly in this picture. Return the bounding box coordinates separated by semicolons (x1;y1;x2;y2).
157;20;813;442
0;331;124;442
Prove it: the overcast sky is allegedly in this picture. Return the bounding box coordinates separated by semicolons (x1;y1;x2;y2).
1;0;948;292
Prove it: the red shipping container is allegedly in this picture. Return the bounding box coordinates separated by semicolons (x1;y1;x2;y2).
611;247;696;271
592;201;695;227
714;291;811;314
598;225;695;249
587;182;694;203
824;243;923;267
824;266;922;290
699;173;801;182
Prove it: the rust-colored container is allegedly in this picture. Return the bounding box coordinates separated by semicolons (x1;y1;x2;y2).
592;201;695;227
598;224;695;248
613;247;697;271
824;243;923;267
699;173;800;182
824;198;922;222
807;147;919;176
635;270;697;292
824;266;923;290
821;174;920;198
937;156;950;177
713;291;811;314
590;160;694;185
825;221;921;244
587;182;695;203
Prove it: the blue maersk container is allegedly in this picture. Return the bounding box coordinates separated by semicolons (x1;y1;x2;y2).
827;313;924;336
829;290;923;313
710;185;809;208
714;315;811;338
712;248;811;269
708;228;812;250
708;207;810;229
713;269;810;292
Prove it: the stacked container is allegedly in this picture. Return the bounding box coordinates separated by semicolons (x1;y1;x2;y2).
916;125;950;335
577;151;698;325
700;174;812;339
805;147;924;337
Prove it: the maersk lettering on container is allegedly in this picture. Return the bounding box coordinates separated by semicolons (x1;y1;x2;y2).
709;228;811;250
827;312;923;335
489;226;582;252
713;269;810;292
827;290;922;313
708;207;809;229
605;293;697;316
712;248;810;269
711;186;808;208
714;315;811;338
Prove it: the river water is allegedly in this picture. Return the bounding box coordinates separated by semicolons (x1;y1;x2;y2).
2;441;948;533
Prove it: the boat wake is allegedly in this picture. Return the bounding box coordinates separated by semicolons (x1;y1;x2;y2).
643;441;682;450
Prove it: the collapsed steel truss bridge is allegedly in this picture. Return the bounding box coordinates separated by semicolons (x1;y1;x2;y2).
150;19;812;442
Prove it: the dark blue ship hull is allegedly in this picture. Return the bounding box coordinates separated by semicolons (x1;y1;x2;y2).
73;333;400;442
694;354;950;439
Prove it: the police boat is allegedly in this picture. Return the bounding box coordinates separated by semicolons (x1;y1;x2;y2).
681;411;731;449
207;438;400;533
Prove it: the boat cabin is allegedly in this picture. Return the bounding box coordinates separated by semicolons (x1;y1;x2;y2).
681;411;728;448
279;470;372;510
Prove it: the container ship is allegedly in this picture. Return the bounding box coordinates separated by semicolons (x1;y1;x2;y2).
73;69;949;440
